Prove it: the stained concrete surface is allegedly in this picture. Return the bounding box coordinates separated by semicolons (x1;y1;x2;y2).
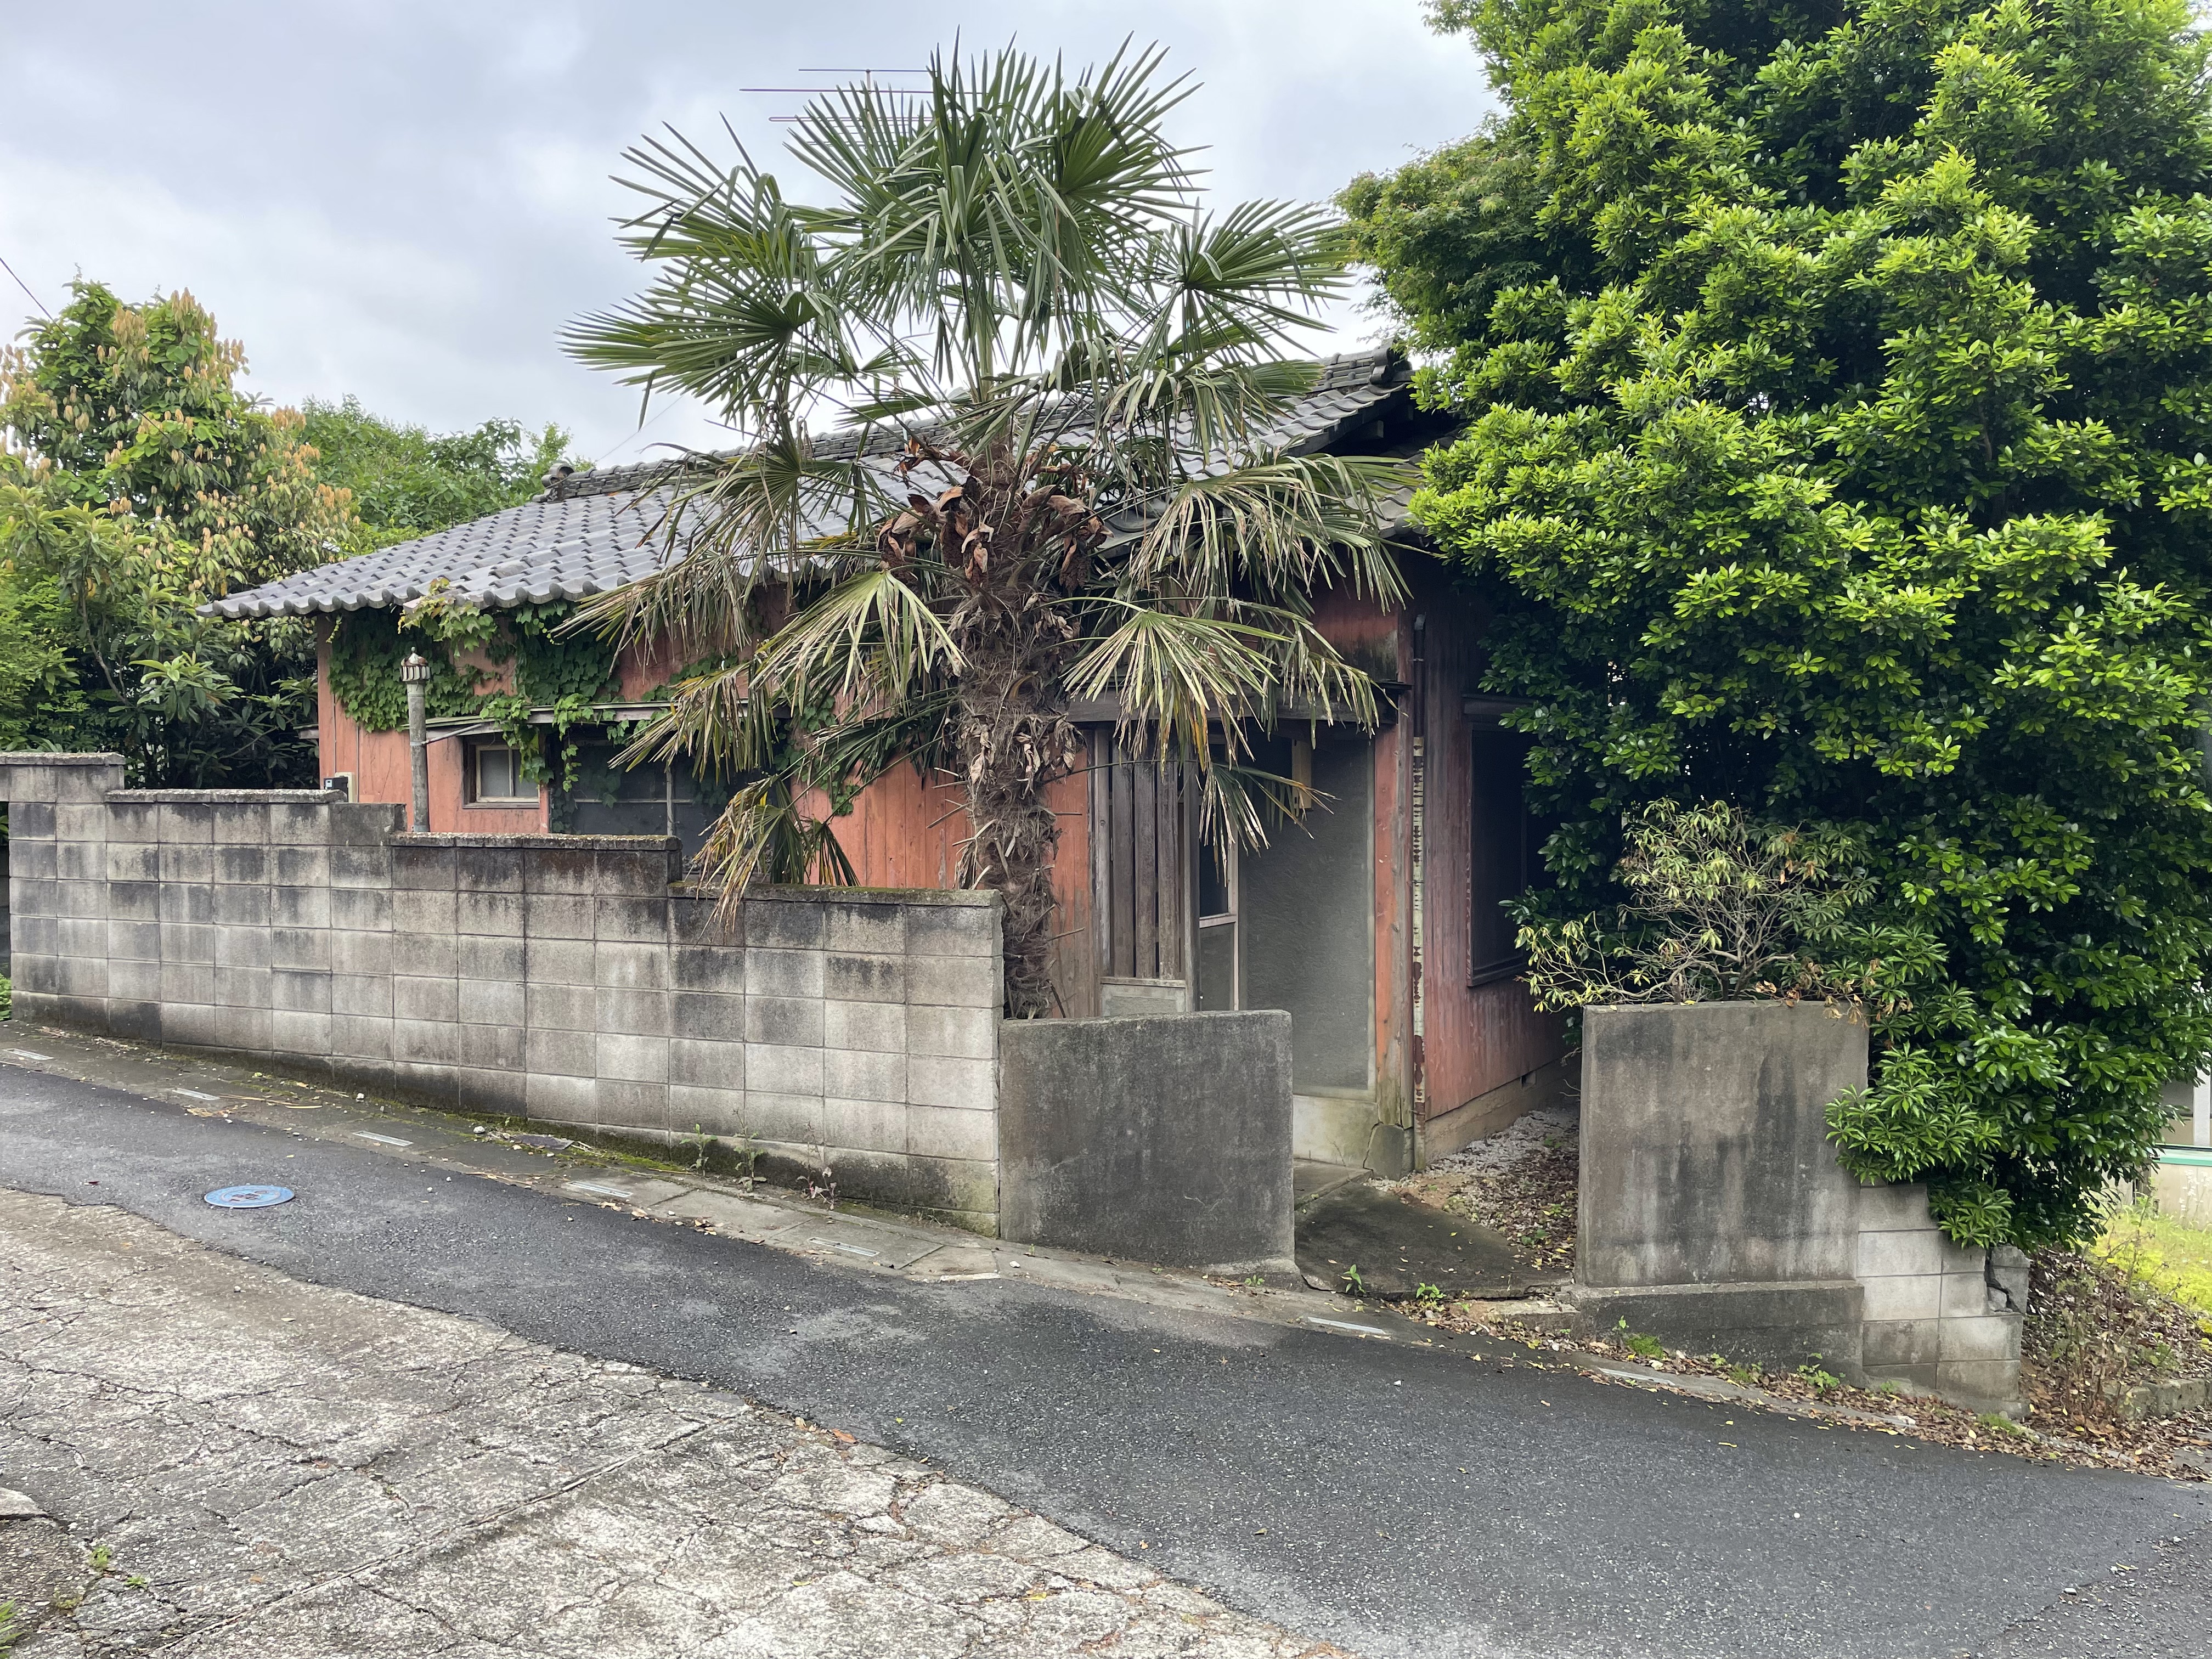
1294;1179;1555;1299
0;1193;1329;1658
3;1060;2211;1659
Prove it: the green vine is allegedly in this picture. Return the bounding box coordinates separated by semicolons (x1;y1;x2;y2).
326;592;620;792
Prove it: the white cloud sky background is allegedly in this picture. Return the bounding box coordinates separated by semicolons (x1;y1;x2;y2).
1;1;1496;467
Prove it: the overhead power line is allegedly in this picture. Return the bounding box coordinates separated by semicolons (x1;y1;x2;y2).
0;251;52;320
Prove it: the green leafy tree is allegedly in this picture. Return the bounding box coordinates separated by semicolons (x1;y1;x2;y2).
0;281;349;784
568;43;1409;1016
301;396;574;550
1343;0;2212;1246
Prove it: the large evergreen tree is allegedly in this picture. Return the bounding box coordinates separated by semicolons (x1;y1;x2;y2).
1345;0;2212;1244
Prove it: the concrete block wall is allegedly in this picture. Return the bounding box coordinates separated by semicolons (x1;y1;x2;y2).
1855;1181;2024;1411
0;755;1004;1232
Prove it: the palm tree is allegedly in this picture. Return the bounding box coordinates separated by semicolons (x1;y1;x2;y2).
566;42;1409;1018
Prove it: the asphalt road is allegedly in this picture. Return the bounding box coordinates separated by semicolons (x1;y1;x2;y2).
3;1062;2207;1659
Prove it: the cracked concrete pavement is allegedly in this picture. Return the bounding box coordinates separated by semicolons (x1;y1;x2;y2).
0;1193;1334;1658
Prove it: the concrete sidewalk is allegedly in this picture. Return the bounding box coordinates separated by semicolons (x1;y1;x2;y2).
0;1190;1333;1658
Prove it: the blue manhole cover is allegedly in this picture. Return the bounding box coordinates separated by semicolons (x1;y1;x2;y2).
204;1185;294;1209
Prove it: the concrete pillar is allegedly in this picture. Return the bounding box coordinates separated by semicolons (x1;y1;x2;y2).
400;652;431;833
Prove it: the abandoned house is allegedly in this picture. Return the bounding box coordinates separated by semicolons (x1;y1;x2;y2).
200;347;1564;1175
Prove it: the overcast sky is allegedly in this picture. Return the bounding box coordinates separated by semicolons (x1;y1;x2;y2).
1;1;1495;466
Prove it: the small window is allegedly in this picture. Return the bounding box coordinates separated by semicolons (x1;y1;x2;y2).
469;741;535;804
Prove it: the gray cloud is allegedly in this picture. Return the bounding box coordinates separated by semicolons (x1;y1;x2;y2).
1;1;1493;464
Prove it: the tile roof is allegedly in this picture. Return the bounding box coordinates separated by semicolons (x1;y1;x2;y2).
208;349;1414;620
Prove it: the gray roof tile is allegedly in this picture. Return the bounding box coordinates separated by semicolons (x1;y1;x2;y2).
209;348;1411;620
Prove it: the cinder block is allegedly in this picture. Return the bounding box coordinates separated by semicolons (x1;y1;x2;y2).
456;844;525;894
597;1032;668;1084
526;936;596;986
331;974;395;1018
906;1053;995;1112
521;845;600;895
105;801;160;843
156;803;214;844
670;991;744;1041
825;902;905;955
394;975;460;1024
1934;1358;2021;1405
1940;1271;1994;1319
273;845;331;888
13;915;56;956
272;968;334;1014
1863;1361;1942;1392
459;977;524;1029
329;802;404;844
392;933;459;980
666;1084;748;1137
392;1018;458;1068
595;846;679;896
670;894;741;948
10;838;55;880
460;1023;526;1071
746;995;825;1048
330;1014;394;1060
459;935;524;984
212;886;270;927
524;891;594;940
526;1070;597;1124
1935;1235;1988;1278
594;940;668;990
271;885;331;929
1939;1313;2021;1364
215;966;272;1009
823;1047;906;1104
595;896;669;944
744;899;825;950
1857;1226;1944;1278
456;1065;529;1118
526;981;596;1032
10;800;55;839
215;926;272;969
671;944;746;994
272;928;331;971
825;999;906;1054
107;880;159;922
8;956;54;996
905;903;997;957
885;1151;998;1216
905;955;1000;1009
272;1009;334;1057
54;954;107;998
157;883;212;926
270;803;336;848
905;1004;994;1060
56;803;110;845
1859;1272;1942;1324
330;888;391;933
105;919;160;962
105;958;160;1002
161;1002;232;1051
57;874;106;914
331;844;392;888
207;1002;271;1052
57;915;106;957
104;842;159;882
211;802;269;843
1861;1318;1940;1369
743;1090;822;1146
668;1038;744;1091
1857;1181;1933;1232
330;929;393;978
747;947;825;999
907;1103;996;1163
10;877;57;918
457;891;525;937
748;1042;825;1095
391;843;458;890
526;1026;597;1078
391;887;458;935
822;1095;907;1155
159;962;210;1004
214;844;269;885
594;1077;668;1130
826;952;903;1003
107;1000;162;1045
596;986;670;1039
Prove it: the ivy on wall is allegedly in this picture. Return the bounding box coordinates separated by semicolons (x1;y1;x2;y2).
326;593;619;791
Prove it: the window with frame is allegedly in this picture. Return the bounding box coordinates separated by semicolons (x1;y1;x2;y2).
467;740;536;804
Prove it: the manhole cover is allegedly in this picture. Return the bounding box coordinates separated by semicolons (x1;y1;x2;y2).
204;1185;294;1209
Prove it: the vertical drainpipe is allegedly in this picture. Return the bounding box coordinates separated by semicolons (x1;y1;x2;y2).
401;652;432;833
